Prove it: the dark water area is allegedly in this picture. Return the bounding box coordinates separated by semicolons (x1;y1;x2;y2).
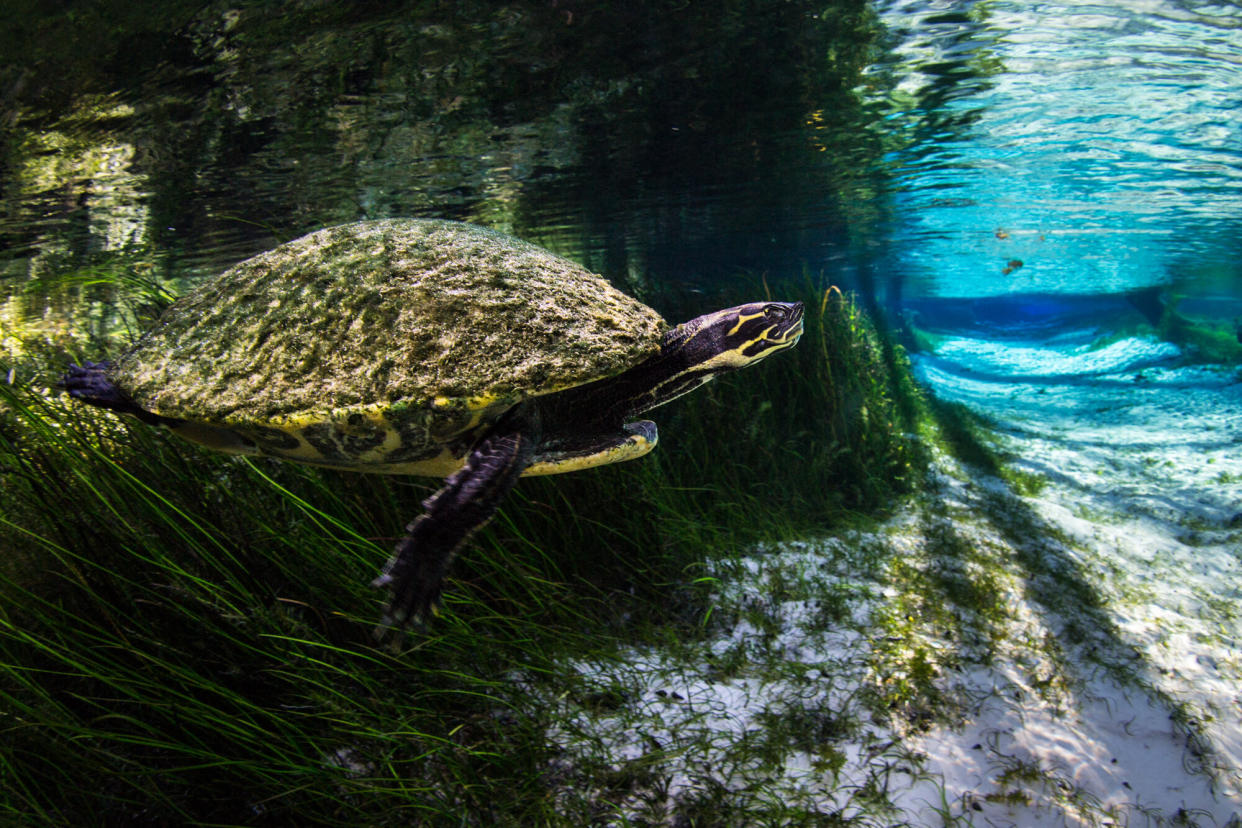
0;0;884;317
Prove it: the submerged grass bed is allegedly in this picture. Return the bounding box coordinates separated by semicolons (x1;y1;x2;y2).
0;279;919;824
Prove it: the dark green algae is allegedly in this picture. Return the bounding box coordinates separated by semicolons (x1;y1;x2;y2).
109;219;666;454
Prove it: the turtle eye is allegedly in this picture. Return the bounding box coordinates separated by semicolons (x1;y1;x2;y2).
764;304;787;322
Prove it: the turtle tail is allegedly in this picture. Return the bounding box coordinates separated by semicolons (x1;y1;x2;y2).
61;361;170;426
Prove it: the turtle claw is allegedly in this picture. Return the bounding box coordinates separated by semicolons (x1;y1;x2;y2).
371;597;440;646
370;516;445;638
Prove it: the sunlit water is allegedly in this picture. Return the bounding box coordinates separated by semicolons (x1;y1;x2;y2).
876;0;1242;300
880;4;1242;811
869;0;1242;544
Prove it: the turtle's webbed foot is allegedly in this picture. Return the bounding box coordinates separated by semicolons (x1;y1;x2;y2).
371;512;457;635
371;416;537;641
61;361;120;403
61;361;170;426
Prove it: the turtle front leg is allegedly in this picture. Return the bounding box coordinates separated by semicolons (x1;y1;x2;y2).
524;420;658;475
372;410;538;636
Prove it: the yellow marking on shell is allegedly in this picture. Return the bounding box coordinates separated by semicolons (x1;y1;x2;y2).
258;401;392;432
427;401;507;444
329;447;468;477
189;402;387;465
221;397;512;471
321;427;659;478
364;418;409;464
432;393;504;411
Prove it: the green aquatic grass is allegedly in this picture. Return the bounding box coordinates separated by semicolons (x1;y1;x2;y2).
1;385;613;824
0;278;919;822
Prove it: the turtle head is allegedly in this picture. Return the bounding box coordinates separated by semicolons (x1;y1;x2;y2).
668;301;804;372
614;301;802;418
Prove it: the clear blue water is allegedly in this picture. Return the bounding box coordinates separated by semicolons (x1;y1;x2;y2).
887;6;1242;793
875;0;1242;305
862;0;1241;484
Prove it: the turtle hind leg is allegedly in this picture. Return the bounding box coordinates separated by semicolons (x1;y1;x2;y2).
372;412;538;638
61;361;172;427
61;361;121;405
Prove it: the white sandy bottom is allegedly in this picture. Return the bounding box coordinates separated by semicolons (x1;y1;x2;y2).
914;339;1242;823
537;499;1237;825
530;335;1242;825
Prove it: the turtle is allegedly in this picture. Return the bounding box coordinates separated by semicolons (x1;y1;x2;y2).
63;219;803;633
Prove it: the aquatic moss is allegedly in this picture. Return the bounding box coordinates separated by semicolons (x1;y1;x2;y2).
1160;312;1242;364
113;219;665;423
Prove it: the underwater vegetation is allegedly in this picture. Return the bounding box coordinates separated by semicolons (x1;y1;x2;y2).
1125;287;1242;365
1157;303;1242;365
0;265;918;823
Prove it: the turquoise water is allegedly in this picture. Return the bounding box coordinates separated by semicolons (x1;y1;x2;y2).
878;0;1242;303
866;0;1242;526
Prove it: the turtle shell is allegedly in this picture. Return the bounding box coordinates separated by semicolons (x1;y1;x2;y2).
111;219;665;471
